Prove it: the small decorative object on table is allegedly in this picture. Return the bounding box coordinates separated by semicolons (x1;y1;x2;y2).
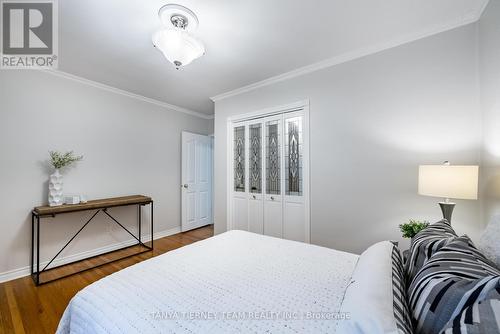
400;219;430;263
64;195;81;205
399;219;430;241
48;151;83;206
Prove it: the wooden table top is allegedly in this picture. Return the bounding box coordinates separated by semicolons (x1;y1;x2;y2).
33;195;152;216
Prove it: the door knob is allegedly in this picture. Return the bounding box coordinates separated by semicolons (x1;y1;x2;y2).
183;184;188;189
271;196;275;200
252;195;256;199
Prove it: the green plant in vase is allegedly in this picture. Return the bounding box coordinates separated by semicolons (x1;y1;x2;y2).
49;151;83;169
399;219;430;239
48;151;83;206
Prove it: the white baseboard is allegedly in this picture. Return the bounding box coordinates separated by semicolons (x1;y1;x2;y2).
0;226;182;284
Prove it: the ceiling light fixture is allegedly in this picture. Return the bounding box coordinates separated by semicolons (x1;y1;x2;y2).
152;4;205;69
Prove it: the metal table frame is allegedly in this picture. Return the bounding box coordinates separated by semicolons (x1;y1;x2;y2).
31;200;153;285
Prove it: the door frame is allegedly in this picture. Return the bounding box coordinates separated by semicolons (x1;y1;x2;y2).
226;100;310;243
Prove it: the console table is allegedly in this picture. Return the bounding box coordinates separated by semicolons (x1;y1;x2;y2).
31;195;153;285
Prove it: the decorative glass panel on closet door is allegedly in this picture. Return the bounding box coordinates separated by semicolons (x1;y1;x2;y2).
249;123;262;193
234;125;245;192
285;116;302;196
266;120;281;195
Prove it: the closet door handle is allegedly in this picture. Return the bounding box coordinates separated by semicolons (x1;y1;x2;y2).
270;196;275;201
252;195;256;199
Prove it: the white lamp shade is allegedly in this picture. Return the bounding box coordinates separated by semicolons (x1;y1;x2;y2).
418;165;479;200
153;29;205;68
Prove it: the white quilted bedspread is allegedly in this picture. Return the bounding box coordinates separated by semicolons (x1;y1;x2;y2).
57;230;358;334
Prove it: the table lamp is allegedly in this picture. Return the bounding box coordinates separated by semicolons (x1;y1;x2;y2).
418;161;479;223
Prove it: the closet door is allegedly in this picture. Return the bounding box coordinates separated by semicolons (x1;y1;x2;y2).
248;122;264;234
263;116;283;238
283;113;305;241
232;124;248;230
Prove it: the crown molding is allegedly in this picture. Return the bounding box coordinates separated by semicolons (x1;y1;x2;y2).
211;11;483;102
43;69;214;120
477;0;491;20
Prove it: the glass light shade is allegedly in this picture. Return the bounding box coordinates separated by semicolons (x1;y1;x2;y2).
153;29;205;68
418;165;479;200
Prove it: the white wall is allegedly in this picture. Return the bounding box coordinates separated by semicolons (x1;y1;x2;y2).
479;0;500;225
0;70;213;280
214;24;482;254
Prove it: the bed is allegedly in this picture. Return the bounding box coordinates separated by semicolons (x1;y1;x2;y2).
56;230;363;333
56;223;500;334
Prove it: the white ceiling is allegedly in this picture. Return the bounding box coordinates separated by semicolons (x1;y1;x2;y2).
59;0;488;115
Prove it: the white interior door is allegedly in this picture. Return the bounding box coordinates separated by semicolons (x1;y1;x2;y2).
248;121;264;234
283;112;306;241
182;131;212;232
231;124;248;230
228;101;310;243
263;116;283;238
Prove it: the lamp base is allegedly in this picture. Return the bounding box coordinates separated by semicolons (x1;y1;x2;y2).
439;202;456;224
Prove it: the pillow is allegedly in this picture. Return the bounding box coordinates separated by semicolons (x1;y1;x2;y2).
390;243;414;334
441;282;500;334
408;236;500;334
405;219;457;282
339;241;413;334
478;214;500;268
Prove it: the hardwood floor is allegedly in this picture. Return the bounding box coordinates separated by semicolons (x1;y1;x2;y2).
0;225;214;334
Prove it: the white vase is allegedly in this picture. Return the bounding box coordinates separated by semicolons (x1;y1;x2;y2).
48;169;64;206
